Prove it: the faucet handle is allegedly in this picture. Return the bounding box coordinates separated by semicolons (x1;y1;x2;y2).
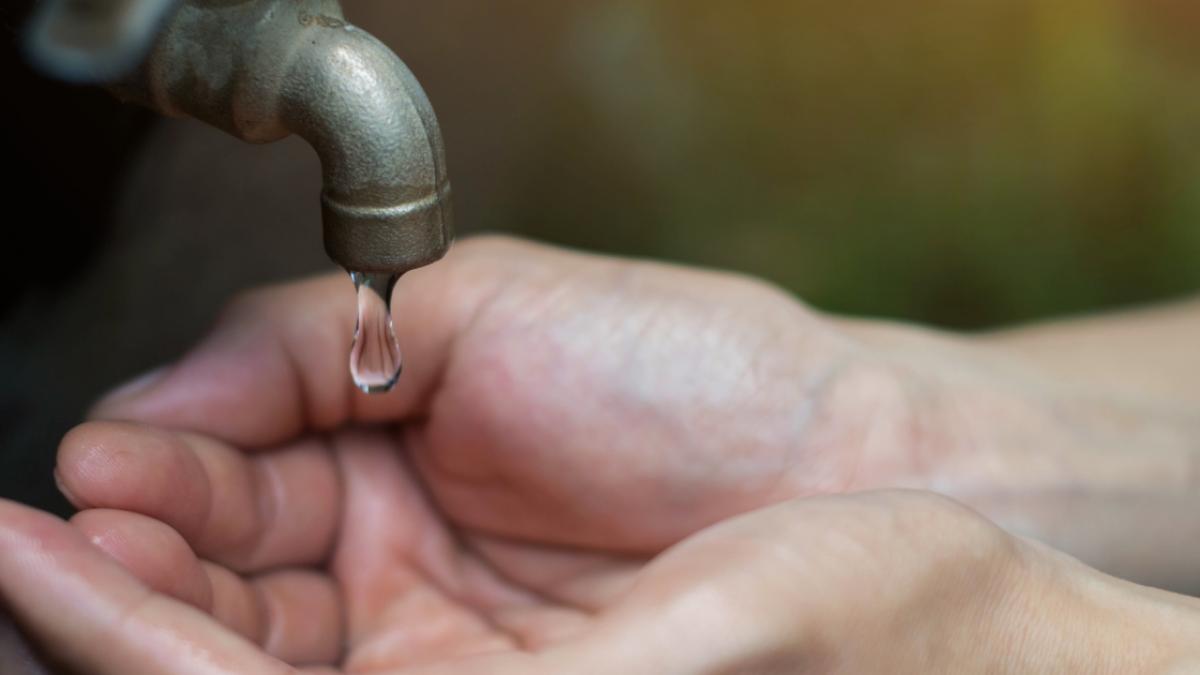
24;0;181;83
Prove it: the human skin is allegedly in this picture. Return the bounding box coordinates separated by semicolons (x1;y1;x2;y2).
2;486;1199;673
836;302;1200;594
76;235;1200;590
1;236;1198;672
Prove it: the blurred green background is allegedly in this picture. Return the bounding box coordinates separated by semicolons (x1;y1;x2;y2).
433;0;1200;328
4;0;1200;510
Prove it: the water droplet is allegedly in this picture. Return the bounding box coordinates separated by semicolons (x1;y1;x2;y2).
349;271;403;394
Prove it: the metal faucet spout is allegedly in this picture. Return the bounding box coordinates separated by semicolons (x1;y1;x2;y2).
280;9;453;273
33;0;453;275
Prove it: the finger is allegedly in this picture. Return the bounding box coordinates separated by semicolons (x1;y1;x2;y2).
0;499;290;675
90;236;539;448
57;421;340;572
205;565;343;666
67;507;344;666
255;570;342;666
70;509;213;611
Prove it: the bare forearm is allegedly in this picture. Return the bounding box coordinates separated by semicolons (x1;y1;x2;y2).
983;295;1200;406
831;303;1200;593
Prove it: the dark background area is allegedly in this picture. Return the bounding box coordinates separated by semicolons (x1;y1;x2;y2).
0;3;151;313
3;0;1200;514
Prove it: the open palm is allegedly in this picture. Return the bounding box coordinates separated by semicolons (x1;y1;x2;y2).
56;423;647;671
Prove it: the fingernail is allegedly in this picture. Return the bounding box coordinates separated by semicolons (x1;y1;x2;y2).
53;469;82;508
90;366;169;417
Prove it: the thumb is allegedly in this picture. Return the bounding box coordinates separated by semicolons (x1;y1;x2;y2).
88;236;528;449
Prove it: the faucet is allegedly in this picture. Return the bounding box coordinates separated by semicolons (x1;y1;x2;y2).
25;0;453;276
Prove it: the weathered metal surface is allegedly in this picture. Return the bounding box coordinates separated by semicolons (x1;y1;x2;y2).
28;0;453;274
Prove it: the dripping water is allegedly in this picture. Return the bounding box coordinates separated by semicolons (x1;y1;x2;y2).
349;271;403;394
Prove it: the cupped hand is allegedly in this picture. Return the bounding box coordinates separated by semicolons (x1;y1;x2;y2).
10;485;1193;674
74;236;925;555
71;237;1194;581
44;236;892;671
4;237;1198;672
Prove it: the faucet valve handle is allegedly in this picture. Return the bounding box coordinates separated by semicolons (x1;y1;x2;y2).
24;0;181;83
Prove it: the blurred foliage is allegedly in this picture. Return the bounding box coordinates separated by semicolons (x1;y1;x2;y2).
493;0;1200;329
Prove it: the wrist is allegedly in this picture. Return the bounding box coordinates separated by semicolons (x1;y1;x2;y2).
837;315;1194;503
829;317;1200;591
